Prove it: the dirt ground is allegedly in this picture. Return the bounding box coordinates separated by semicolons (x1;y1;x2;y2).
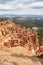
0;45;43;65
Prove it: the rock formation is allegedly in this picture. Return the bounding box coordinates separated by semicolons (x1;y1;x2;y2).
0;20;43;56
0;45;43;65
40;38;43;46
0;19;43;65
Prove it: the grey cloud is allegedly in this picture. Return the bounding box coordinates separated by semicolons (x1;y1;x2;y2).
24;0;43;4
0;0;43;4
23;1;34;4
18;0;35;4
0;9;15;11
35;0;43;1
0;8;20;11
0;0;13;4
30;7;43;9
19;0;43;4
0;9;11;11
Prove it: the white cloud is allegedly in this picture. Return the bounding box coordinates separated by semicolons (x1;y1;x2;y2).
0;0;43;15
0;4;12;10
30;2;43;7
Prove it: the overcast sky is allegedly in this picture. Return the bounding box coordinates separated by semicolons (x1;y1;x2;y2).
0;0;43;15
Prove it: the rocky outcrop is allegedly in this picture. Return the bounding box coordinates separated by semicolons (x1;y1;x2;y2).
0;46;42;65
40;38;43;46
0;20;43;56
36;38;43;56
0;20;43;65
0;20;39;53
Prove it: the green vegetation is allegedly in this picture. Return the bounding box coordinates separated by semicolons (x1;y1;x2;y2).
13;17;43;43
38;29;43;43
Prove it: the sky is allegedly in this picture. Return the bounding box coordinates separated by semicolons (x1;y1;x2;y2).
0;0;43;15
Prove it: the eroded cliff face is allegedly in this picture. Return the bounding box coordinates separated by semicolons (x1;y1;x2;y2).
0;20;43;65
0;20;43;56
41;38;43;46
